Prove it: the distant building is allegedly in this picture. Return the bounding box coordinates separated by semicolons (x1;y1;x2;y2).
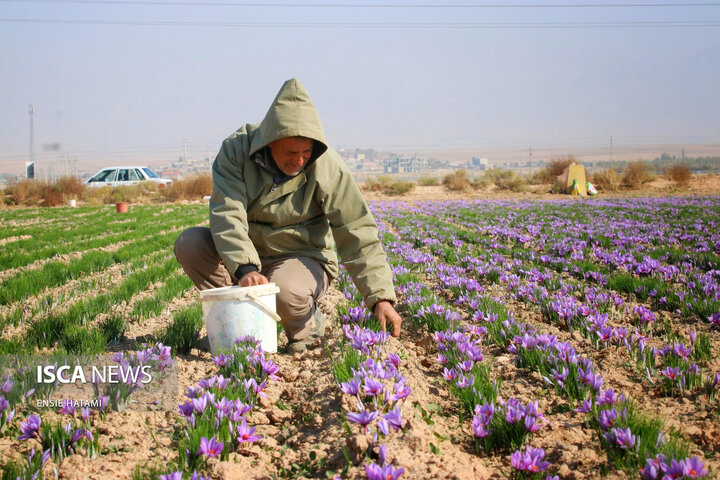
471;157;489;170
383;156;428;174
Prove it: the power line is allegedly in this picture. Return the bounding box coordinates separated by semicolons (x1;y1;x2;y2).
2;0;720;7
1;17;719;27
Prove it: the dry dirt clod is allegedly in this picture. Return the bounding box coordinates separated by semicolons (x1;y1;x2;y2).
346;433;370;462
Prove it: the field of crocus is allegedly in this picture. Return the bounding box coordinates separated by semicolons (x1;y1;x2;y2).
0;195;719;480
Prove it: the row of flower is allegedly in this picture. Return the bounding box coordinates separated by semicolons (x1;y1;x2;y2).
374;212;557;479
371;201;713;479
405;197;720;323
381;201;720;403
335;265;409;479
149;337;281;479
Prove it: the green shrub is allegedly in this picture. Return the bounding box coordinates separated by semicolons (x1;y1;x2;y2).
6;179;47;206
162;175;212;202
56;176;86;200
533;155;579;184
418;175;439;186
442;169;471;191
158;303;203;355
483;168;525;192
60;325;107;354
111;185;143;203
472;176;491;190
364;176;415;195
383;180;416;195
591;168;621;192
622;160;656;187
82;185;112;205
364;175;394;192
666;165;691;185
99;314;127;345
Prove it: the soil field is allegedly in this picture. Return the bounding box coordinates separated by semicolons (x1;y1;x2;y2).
0;191;719;480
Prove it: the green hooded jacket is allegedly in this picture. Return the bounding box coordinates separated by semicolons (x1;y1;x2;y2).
209;78;397;311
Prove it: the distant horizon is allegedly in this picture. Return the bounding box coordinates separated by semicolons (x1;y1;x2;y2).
3;141;718;181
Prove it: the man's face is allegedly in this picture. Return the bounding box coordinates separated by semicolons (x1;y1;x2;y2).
268;137;314;177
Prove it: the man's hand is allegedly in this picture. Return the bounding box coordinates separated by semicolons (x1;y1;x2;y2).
375;300;402;337
239;271;269;287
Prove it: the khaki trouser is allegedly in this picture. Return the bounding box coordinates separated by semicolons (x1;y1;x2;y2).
173;227;328;342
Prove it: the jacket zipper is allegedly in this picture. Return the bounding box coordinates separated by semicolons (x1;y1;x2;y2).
270;183;277;193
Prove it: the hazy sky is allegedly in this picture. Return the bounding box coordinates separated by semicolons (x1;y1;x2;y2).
1;0;719;174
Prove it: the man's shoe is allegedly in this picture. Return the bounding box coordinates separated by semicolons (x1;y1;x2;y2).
197;335;211;353
286;339;309;355
285;309;326;355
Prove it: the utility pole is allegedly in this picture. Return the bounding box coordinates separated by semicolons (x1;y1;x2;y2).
610;136;613;163
28;105;35;179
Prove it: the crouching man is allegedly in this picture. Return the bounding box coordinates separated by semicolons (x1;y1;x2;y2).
174;78;401;354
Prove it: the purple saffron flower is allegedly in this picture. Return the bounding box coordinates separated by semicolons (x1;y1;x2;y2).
641;462;658;480
511;446;550;473
198;436;223;457
1;378;14;394
605;427;636;449
390;381;411;402
236;419;262;443
575;400;592;413
598;408;619;430
160;472;183;480
385;353;401;367
363;378;386;398
456;375;472;389
178;401;194;418
524;415;543;433
596;389;620;406
192;395;208;414
661;366;681;380
340;378;362;397
70;429;85;444
59;400;75;416
665;459;685;479
212;353;233;367
260;357;280;380
383;407;404;431
365;462;405;480
683;456;708;478
442;367;458;382
98;394;109;412
377;417;390;436
348;410;378;432
18;414;41;441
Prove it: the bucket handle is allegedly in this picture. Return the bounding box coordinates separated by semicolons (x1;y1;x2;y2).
246;292;282;323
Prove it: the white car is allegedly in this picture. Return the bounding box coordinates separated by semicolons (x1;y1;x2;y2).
86;166;173;188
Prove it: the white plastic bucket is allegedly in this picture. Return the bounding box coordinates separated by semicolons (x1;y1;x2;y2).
199;283;281;355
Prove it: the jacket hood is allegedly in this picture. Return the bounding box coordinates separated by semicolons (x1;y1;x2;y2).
249;78;328;160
